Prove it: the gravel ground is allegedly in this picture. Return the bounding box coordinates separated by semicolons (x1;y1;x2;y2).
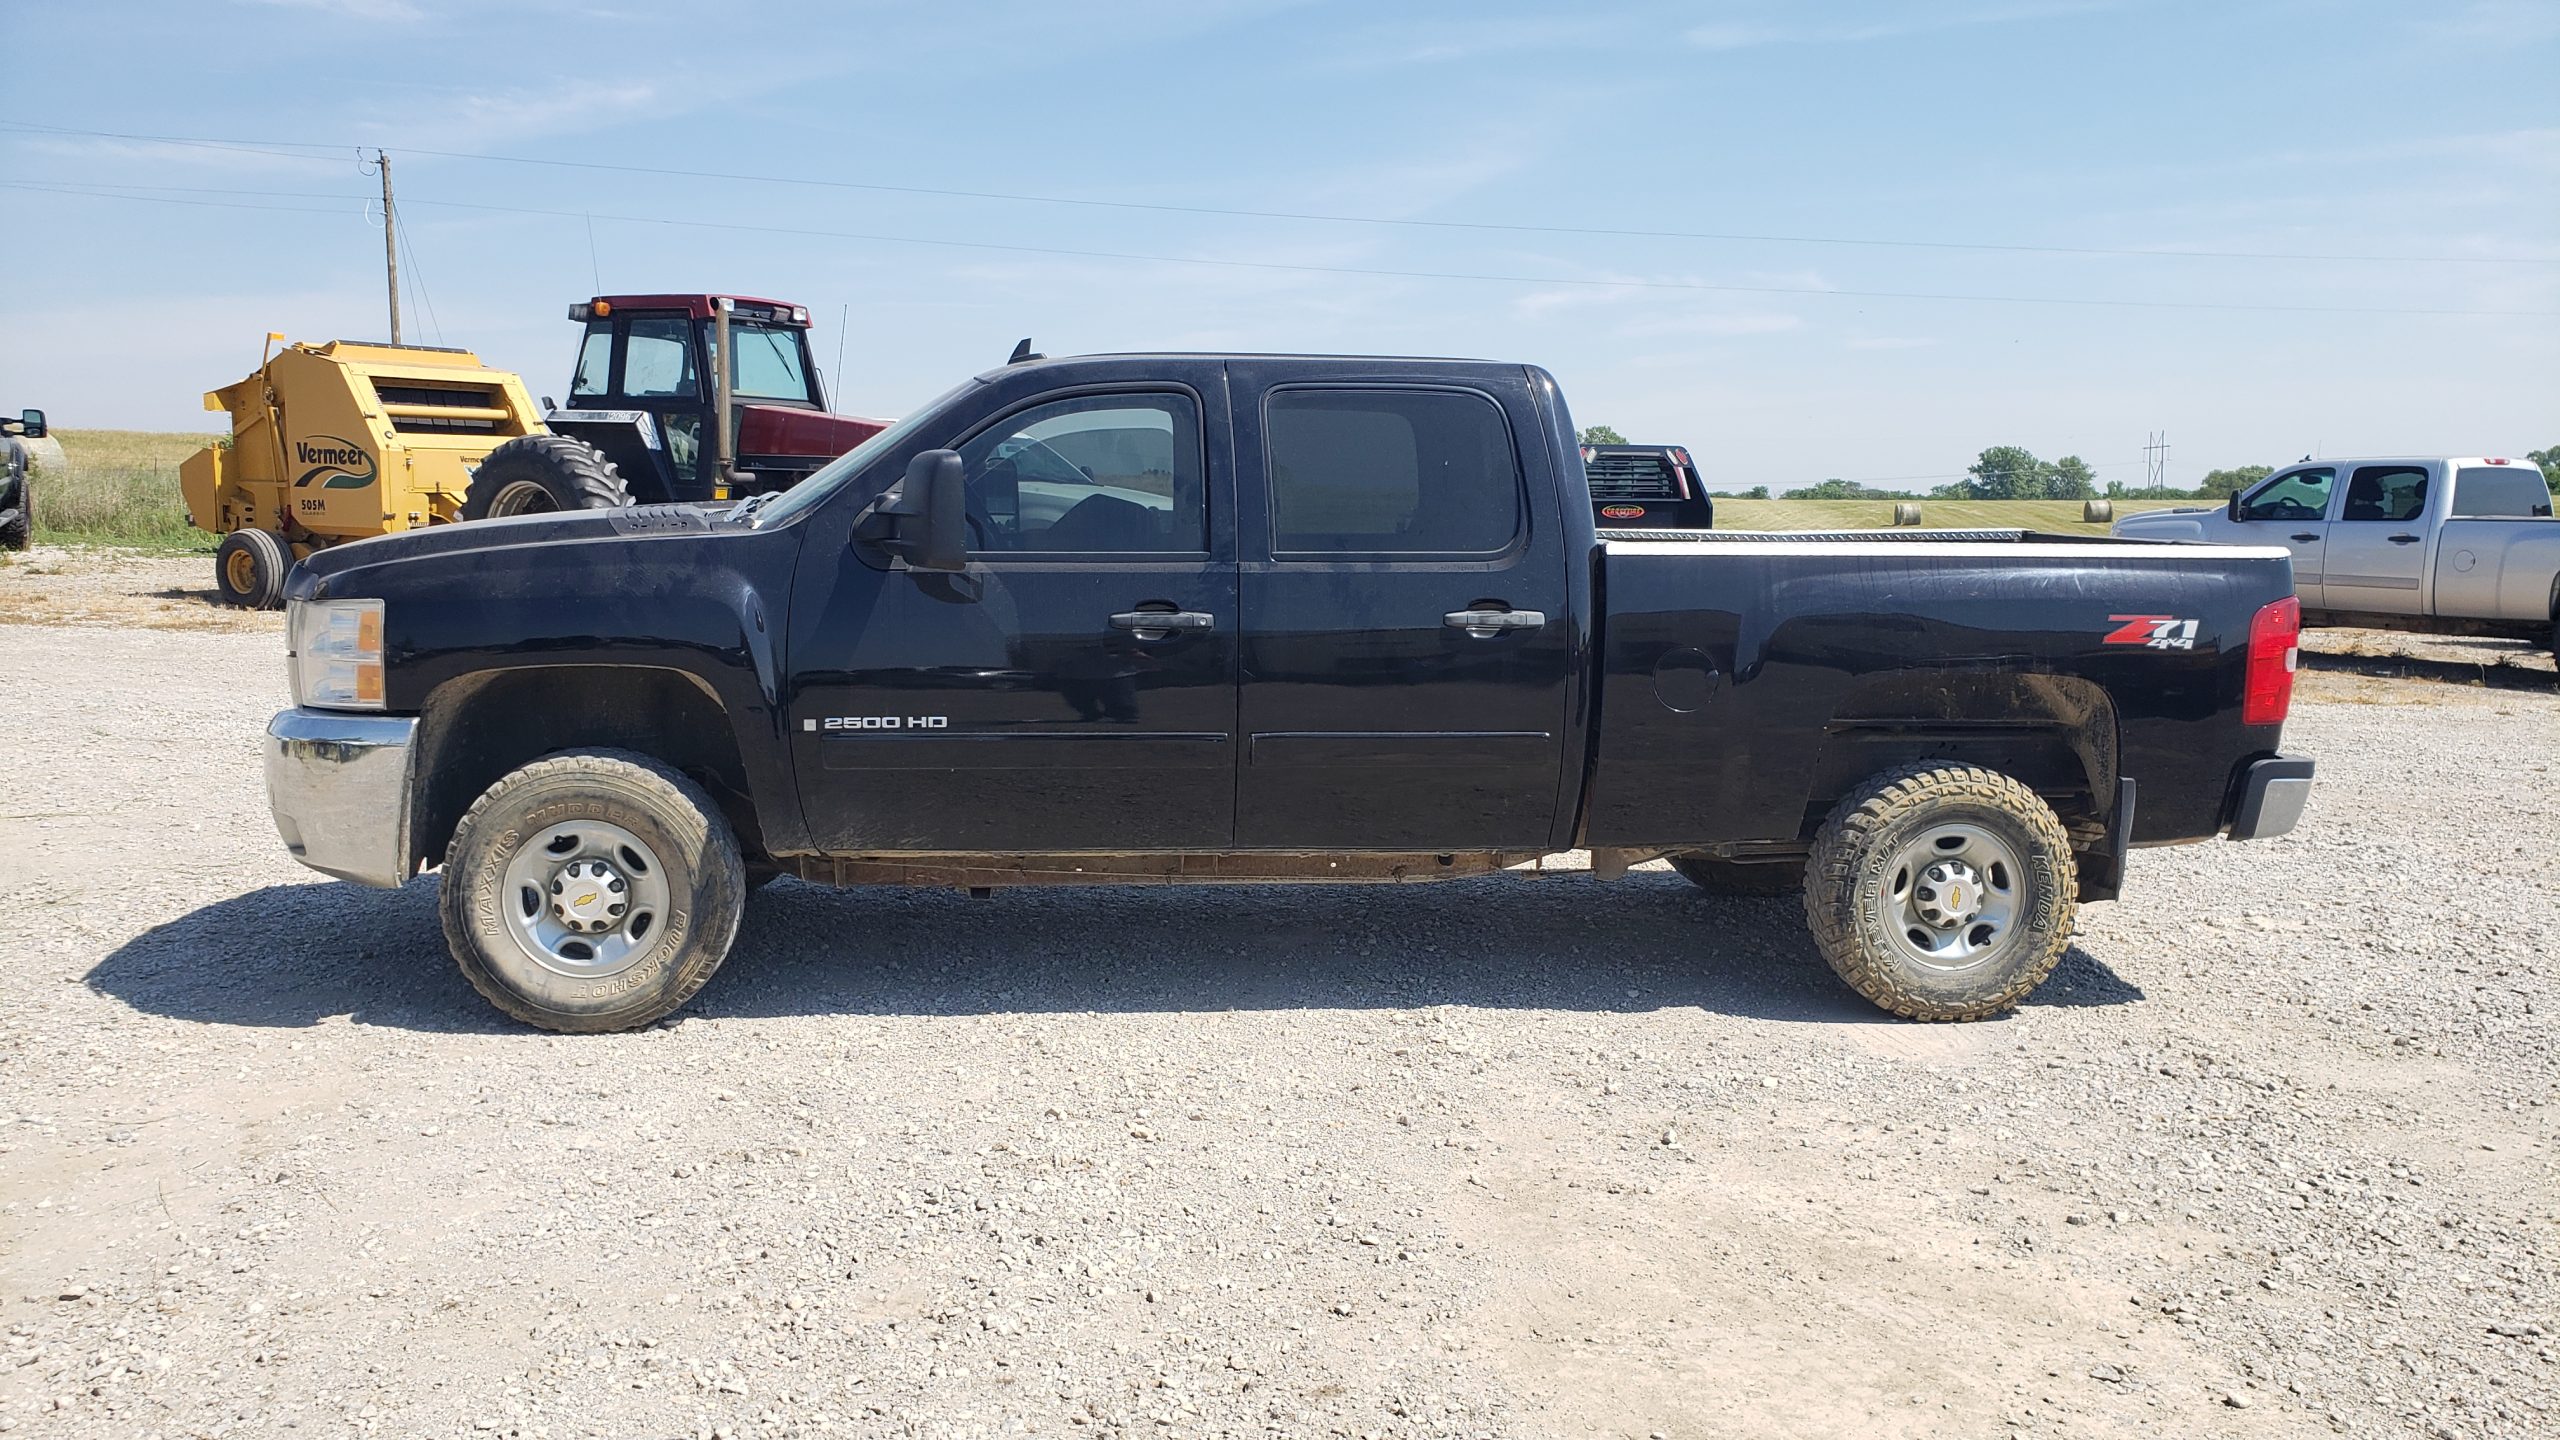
1;548;2554;1440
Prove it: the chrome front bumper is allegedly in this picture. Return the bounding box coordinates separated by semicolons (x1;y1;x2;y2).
265;708;418;888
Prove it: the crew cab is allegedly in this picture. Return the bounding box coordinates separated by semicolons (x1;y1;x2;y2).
2112;456;2559;655
261;351;2315;1033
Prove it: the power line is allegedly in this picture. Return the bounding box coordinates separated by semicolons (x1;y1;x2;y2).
0;178;360;216
8;178;2547;319
7;118;2553;268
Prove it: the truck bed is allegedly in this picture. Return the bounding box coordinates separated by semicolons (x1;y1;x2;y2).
1583;534;2295;851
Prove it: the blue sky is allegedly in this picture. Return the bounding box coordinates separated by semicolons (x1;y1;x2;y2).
3;0;2554;492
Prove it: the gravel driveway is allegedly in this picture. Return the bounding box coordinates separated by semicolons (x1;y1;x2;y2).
2;550;2553;1439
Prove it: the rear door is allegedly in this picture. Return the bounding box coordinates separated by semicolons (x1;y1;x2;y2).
2228;465;2337;606
786;367;1239;852
2322;461;2435;613
1229;363;1574;850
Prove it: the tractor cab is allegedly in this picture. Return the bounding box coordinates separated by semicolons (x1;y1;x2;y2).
544;294;889;504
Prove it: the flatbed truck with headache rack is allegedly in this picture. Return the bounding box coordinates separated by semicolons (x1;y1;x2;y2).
257;349;2315;1032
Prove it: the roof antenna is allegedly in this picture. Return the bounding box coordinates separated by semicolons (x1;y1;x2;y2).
1008;337;1042;365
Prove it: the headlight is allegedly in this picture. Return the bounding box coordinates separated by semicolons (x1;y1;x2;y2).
288;599;385;710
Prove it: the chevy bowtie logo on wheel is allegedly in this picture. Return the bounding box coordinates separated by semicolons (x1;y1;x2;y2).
292;436;377;489
2105;615;2201;650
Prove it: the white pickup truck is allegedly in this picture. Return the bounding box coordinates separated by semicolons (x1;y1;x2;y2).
2113;456;2559;655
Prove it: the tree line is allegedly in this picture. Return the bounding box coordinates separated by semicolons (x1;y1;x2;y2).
1579;428;2560;502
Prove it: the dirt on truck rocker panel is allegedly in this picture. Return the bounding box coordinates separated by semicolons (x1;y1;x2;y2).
258;348;2315;1033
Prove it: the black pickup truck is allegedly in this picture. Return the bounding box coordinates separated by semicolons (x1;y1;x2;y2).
264;350;2315;1033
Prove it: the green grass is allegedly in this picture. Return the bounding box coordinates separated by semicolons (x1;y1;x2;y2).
29;429;221;552
1709;497;2201;536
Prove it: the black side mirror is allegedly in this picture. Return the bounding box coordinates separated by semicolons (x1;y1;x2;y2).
16;409;43;440
2226;492;2243;521
862;449;967;572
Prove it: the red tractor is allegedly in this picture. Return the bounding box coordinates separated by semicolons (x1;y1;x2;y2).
461;294;891;517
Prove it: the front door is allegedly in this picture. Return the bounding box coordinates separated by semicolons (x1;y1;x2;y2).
785;379;1238;852
2230;465;2336;607
1229;367;1574;851
2322;462;2434;613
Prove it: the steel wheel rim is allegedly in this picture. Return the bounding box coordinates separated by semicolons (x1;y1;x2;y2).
496;819;672;979
1872;822;2024;973
490;479;558;516
225;547;258;592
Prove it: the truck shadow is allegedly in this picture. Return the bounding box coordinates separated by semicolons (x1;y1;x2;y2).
85;874;2143;1034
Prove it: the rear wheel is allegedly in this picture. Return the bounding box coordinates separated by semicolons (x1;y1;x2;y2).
213;528;289;609
461;435;632;520
1668;854;1804;894
1804;764;2075;1021
439;749;746;1033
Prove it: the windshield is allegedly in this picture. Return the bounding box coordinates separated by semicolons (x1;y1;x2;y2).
700;321;815;402
748;378;981;530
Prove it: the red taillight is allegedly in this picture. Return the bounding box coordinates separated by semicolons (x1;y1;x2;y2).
2243;596;2300;725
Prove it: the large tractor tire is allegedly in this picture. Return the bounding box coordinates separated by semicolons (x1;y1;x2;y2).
213;528;290;609
1803;764;2076;1021
461;435;632;520
1668;854;1805;895
439;749;746;1033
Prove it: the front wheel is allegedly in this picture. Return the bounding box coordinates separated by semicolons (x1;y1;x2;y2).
439;749;745;1032
1804;764;2076;1021
0;472;29;551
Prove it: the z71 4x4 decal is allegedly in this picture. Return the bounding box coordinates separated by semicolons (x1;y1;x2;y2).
2105;615;2201;650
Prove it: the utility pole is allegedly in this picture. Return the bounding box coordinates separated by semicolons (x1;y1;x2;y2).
378;149;402;345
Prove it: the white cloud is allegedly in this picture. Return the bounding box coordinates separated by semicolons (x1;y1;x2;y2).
2421;1;2560;45
248;0;423;20
1620;311;1804;338
362;80;662;151
1688;1;2117;52
1846;336;1937;350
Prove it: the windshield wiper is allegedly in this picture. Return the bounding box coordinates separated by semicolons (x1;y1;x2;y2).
726;491;777;524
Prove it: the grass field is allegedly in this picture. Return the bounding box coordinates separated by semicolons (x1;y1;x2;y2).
26;429;221;552
1708;496;2199;535
13;430;2210;551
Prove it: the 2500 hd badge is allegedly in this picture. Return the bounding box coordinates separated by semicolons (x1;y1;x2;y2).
805;715;951;731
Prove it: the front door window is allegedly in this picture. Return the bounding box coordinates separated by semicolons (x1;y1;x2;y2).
2239;468;2334;522
958;394;1204;554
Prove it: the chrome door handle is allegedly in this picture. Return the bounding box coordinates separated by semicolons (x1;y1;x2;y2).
1109;609;1214;636
2386;534;2421;545
1443;608;1546;636
2290;533;2321;543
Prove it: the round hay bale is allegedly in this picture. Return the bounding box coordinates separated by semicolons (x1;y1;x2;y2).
18;434;70;478
2082;499;2113;524
1892;502;1923;526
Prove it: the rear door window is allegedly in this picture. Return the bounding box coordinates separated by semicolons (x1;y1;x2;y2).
2339;465;2429;523
1266;388;1522;555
